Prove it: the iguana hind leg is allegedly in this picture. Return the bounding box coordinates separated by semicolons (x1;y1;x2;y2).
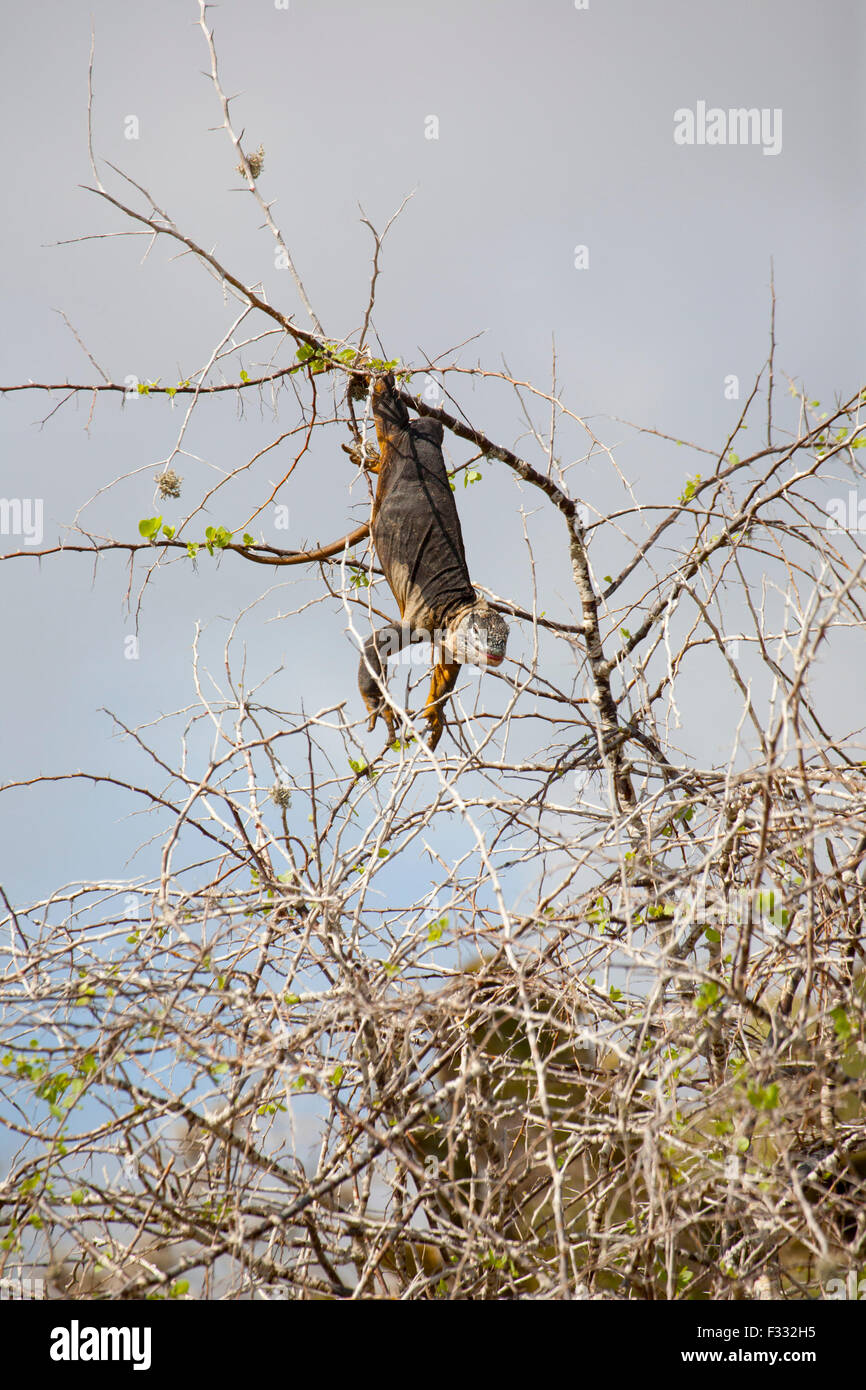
341;440;381;473
423;661;461;750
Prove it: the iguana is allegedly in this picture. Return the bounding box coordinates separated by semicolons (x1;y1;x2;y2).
358;376;508;749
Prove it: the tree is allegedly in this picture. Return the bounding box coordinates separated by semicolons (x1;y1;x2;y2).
1;9;865;1300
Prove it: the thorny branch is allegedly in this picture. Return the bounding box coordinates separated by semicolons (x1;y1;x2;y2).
2;20;866;1302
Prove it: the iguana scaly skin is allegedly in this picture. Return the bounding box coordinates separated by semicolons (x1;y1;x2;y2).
358;376;508;749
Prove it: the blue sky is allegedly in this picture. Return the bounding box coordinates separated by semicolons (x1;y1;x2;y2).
0;0;863;901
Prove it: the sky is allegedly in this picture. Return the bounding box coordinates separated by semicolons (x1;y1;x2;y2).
0;0;864;906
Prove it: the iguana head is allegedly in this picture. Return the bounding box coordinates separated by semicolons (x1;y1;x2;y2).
449;601;509;669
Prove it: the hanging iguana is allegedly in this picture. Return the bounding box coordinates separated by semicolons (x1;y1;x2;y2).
357;376;508;749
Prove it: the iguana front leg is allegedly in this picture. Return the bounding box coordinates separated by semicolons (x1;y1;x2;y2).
423;661;461;750
358;623;423;743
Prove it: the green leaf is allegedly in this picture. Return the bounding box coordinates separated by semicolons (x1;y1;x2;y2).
239;370;249;383
840;1044;866;1080
678;474;702;505
647;903;672;921
696;980;720;1013
830;1005;852;1042
162;524;175;540
746;1082;779;1111
186;542;199;559
427;916;448;943
331;1065;344;1087
138;516;163;539
242;533;255;547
